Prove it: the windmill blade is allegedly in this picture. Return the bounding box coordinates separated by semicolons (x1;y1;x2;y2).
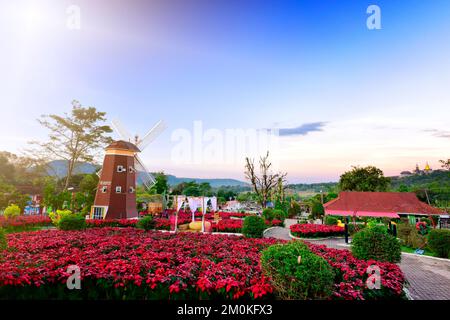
96;169;102;178
134;155;156;189
111;118;133;142
136;120;167;151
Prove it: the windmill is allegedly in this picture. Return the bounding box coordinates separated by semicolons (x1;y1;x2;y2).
110;118;167;190
91;119;166;220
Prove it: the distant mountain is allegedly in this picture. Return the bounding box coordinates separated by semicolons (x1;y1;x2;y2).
45;160;99;178
165;175;248;188
45;160;248;188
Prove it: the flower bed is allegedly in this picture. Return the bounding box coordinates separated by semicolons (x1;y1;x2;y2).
0;228;278;299
306;243;406;299
290;224;344;238
0;215;52;232
265;219;283;227
0;228;406;300
211;219;243;233
86;219;138;228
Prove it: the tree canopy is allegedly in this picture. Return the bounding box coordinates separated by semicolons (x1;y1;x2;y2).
339;166;390;192
30;101;112;191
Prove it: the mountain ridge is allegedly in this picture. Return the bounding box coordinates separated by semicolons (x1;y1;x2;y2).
45;160;248;187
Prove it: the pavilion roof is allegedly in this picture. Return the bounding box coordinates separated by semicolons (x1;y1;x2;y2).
324;191;444;217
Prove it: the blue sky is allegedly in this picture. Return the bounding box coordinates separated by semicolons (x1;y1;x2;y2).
1;0;449;182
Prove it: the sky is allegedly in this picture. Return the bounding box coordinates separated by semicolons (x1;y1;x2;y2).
0;0;449;183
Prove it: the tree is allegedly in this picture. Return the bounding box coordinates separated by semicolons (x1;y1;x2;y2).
339;166;390;192
78;174;99;213
198;182;212;196
244;151;287;208
309;201;325;220
150;172;169;194
440;159;450;171
30;101;112;191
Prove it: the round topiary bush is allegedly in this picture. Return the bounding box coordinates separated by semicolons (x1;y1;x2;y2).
325;216;338;225
351;227;401;263
242;216;266;238
272;209;287;221
262;208;274;221
137;215;155;231
260;241;334;299
58;214;86;231
428;229;450;258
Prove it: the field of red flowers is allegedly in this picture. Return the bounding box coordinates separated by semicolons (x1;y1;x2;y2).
0;228;278;299
0;227;406;300
290;224;345;238
0;215;52;232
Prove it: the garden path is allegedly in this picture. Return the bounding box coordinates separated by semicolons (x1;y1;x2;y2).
264;226;450;300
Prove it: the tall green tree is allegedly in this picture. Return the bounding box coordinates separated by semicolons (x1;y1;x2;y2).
30;100;112;191
339;166;390;192
150;172;169;194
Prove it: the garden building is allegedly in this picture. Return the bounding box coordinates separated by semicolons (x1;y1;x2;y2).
324;191;444;224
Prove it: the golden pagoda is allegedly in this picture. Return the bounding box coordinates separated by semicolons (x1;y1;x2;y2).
424;162;432;174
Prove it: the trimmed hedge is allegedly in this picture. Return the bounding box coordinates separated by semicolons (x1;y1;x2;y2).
58;214;86;231
325;216;338;225
428;229;450;258
242;216;266;238
351;227;401;263
260;241;334;299
137;215;155;231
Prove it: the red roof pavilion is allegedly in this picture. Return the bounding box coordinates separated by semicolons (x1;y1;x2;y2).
324;191;444;218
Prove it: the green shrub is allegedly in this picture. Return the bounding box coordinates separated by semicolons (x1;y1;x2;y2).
325;216;338;225
262;208;274;221
351;228;401;263
272;209;287;221
58;213;86;231
288;202;301;218
348;223;366;235
260;241;334;299
4;204;20;219
0;228;7;250
242;216;266;238
309;201;324;220
137;215;155;231
397;223;426;249
428;229;450;258
49;209;74;226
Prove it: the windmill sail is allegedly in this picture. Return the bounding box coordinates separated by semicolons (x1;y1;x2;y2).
135;154;155;190
137;120;167;150
111;119;133;142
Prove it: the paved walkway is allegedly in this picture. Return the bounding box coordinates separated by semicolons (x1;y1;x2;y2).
264;227;450;300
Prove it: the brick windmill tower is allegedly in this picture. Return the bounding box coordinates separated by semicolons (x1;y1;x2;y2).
91;120;166;220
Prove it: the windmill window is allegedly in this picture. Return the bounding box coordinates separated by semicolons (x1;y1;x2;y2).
117;165;126;172
115;186;122;193
101;186;107;193
129;166;135;173
129;187;135;193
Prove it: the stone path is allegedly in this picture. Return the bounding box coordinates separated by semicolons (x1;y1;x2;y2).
264;227;450;300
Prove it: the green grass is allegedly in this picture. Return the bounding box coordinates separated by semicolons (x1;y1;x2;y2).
401;246;438;257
